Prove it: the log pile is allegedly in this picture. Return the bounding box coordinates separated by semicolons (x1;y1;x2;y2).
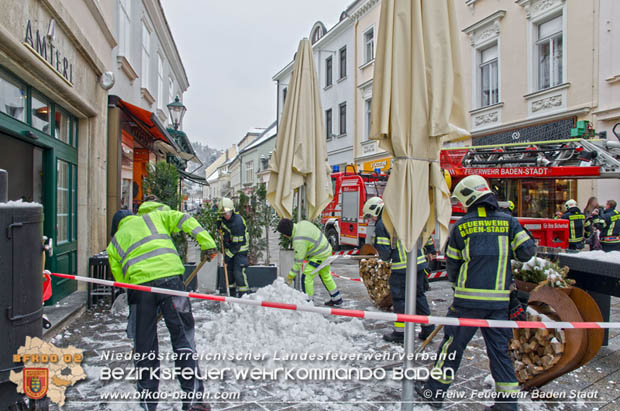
509;312;565;384
359;258;393;309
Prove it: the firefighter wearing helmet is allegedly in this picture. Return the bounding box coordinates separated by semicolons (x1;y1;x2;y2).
362;197;435;343
561;199;588;250
218;197;250;297
416;175;536;409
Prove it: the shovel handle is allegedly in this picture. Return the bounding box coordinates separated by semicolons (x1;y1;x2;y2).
220;230;231;297
415;325;443;355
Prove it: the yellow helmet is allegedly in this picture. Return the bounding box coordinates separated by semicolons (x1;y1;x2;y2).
363;197;384;219
452;175;492;208
508;201;515;211
219;197;235;213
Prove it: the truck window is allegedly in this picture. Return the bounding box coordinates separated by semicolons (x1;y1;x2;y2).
342;191;359;223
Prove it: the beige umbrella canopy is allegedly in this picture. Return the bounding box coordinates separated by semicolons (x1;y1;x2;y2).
370;0;469;253
266;38;333;220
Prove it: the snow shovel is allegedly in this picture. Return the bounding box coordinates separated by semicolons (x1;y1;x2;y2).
219;230;231;297
415;325;443;355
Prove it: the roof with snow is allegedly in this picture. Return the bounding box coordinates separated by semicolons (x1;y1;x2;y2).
240;120;277;153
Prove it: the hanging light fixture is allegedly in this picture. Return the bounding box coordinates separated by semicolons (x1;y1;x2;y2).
167;96;187;130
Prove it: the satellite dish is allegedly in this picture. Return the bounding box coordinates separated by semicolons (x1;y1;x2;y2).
100;72;115;90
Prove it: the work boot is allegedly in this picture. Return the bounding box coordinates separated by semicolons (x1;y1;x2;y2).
382;330;404;343
415;381;443;409
418;325;436;341
324;298;343;306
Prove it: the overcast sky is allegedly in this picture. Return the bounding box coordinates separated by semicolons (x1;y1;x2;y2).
161;0;352;149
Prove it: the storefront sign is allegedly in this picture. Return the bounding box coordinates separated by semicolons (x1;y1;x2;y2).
23;20;73;85
473;118;575;146
452;166;600;179
361;157;392;172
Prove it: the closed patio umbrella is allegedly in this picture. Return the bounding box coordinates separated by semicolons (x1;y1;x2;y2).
266;39;333;221
369;0;469;407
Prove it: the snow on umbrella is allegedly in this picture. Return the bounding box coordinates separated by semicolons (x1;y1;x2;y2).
266;39;333;221
369;0;469;406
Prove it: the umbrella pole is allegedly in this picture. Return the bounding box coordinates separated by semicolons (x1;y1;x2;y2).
401;237;421;410
295;186;303;291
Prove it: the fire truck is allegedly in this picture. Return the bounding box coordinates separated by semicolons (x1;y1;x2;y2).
322;129;620;250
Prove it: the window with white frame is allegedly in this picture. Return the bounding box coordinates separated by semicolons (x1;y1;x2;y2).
157;55;164;109
118;0;131;59
364;28;374;63
339;46;347;79
479;44;498;107
536;15;563;90
364;98;372;141
245;161;254;184
325;108;332;140
141;23;151;89
326;56;333;87
339;102;346;135
168;76;174;103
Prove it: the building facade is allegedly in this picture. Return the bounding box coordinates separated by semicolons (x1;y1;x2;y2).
349;0;385;172
454;0;599;217
238;121;277;191
273;12;355;170
593;0;620;203
0;0;116;301
107;0;192;225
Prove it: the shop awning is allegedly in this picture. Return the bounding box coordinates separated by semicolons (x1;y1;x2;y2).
167;128;201;164
179;168;209;185
112;96;182;153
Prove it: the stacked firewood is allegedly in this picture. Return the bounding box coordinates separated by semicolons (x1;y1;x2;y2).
509;312;565;383
359;258;393;309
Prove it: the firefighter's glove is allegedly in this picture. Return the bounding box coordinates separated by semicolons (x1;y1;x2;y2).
204;248;218;262
286;275;295;286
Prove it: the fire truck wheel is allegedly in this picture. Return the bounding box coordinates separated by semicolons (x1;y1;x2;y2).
326;228;340;251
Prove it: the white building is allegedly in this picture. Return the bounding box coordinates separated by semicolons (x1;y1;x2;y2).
273;11;355;170
594;0;620;203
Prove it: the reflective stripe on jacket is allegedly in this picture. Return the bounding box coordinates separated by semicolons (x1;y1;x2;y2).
106;210;216;285
446;205;536;310
373;216;428;272
600;209;620;243
221;213;249;257
289;221;332;278
561;207;586;244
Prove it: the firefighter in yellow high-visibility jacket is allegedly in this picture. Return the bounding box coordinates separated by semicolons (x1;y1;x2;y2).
276;218;343;306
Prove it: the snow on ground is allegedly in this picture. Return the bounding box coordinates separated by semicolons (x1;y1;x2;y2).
561;250;620;264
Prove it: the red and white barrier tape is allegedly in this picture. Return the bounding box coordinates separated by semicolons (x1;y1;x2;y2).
331;273;363;282
427;271;448;280
49;272;620;329
331;271;447;282
331;249;360;256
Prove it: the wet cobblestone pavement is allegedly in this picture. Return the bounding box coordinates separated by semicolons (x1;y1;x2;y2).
47;239;620;410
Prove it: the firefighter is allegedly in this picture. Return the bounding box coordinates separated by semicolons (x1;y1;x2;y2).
561;199;587;250
218;197;250;297
416;175;536;410
107;208;217;411
594;200;620;252
362;197;435;343
276;218;343;306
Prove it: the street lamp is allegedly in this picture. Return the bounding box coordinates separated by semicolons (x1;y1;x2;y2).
167;96;187;130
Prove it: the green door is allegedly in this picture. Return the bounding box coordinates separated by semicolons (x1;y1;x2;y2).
0;68;80;304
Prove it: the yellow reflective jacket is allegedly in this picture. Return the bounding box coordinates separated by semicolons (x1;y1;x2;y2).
106;210;216;285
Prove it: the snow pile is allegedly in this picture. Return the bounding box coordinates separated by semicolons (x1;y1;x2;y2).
195;277;372;370
561;250;620;264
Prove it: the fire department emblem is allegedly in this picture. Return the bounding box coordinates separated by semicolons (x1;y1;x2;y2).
23;368;48;400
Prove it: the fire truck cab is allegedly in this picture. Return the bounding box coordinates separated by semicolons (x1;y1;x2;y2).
321;167;387;250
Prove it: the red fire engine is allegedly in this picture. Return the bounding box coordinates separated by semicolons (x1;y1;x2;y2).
322;135;620;250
